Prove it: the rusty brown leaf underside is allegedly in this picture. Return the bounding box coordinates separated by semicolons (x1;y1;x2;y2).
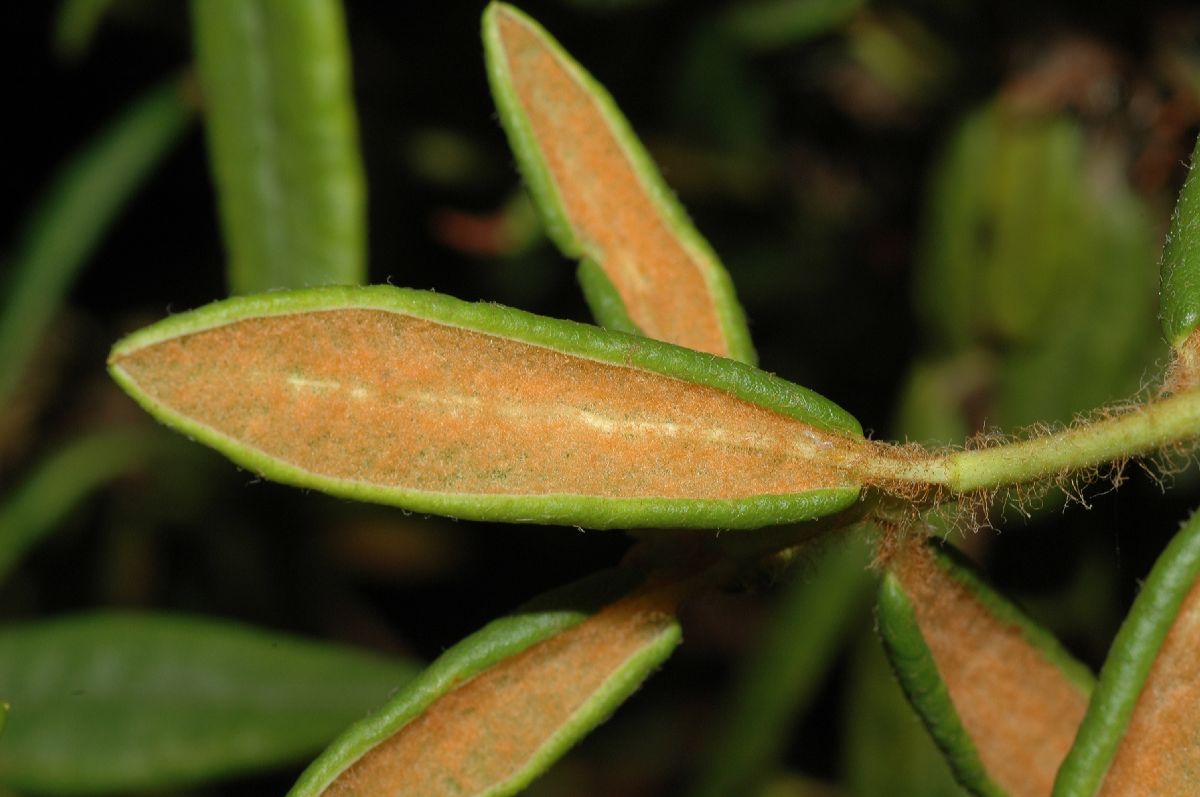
495;9;731;357
1099;576;1200;795
321;585;681;796
893;542;1091;797
111;310;854;501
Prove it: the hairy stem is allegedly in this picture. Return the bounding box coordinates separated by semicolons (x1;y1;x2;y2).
860;389;1200;494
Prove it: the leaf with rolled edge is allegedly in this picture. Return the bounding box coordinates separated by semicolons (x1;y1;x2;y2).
1053;507;1200;796
191;0;366;294
878;537;1094;797
1161;132;1200;350
0;612;418;795
483;3;756;363
108;285;864;530
288;567;684;797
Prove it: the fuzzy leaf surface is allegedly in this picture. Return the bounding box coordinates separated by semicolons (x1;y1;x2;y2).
109;286;863;530
289;568;681;797
483;3;755;363
1054;507;1200;796
880;538;1093;797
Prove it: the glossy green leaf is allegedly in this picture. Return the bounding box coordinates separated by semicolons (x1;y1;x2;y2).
108;285;864;530
1053;507;1200;796
879;539;1093;797
0;612;418;795
53;0;118;60
690;531;873;797
0;76;190;409
1160;132;1200;348
289;568;682;797
483;3;755;363
191;0;366;294
0;429;178;585
721;0;864;51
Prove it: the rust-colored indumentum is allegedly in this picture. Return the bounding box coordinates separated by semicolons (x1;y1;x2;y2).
494;8;732;357
891;541;1090;796
321;584;682;796
111;309;858;501
1098;575;1200;795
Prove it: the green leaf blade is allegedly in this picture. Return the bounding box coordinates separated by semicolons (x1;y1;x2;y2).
483;3;756;364
0;76;191;408
289;569;681;797
0;612;417;795
109;286;863;530
191;0;366;294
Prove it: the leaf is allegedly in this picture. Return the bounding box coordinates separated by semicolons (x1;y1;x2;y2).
108;285;864;530
288;568;683;797
483;3;756;363
191;0;367;294
842;626;967;797
689;530;874;797
0;612;418;795
1053;507;1200;796
721;0;865;51
1160;131;1200;349
53;0;119;61
878;537;1093;797
0;76;191;409
0;429;178;585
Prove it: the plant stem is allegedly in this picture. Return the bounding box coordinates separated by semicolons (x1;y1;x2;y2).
860;390;1200;494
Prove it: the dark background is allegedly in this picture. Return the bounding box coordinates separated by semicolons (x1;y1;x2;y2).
4;1;1200;794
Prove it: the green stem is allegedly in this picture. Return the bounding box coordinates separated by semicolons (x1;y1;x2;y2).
861;389;1200;494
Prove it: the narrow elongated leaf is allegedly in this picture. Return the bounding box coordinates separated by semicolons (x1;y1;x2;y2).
879;537;1093;797
842;627;965;797
1054;508;1200;796
53;0;119;60
0;429;175;584
191;0;366;294
0;612;418;795
0;76;190;408
722;0;865;51
289;568;682;797
108;286;863;530
483;3;756;363
690;531;873;797
1160;132;1200;349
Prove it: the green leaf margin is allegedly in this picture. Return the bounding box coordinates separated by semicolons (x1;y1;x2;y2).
482;2;757;365
287;568;677;796
109;285;862;530
878;542;1094;797
1052;507;1200;796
